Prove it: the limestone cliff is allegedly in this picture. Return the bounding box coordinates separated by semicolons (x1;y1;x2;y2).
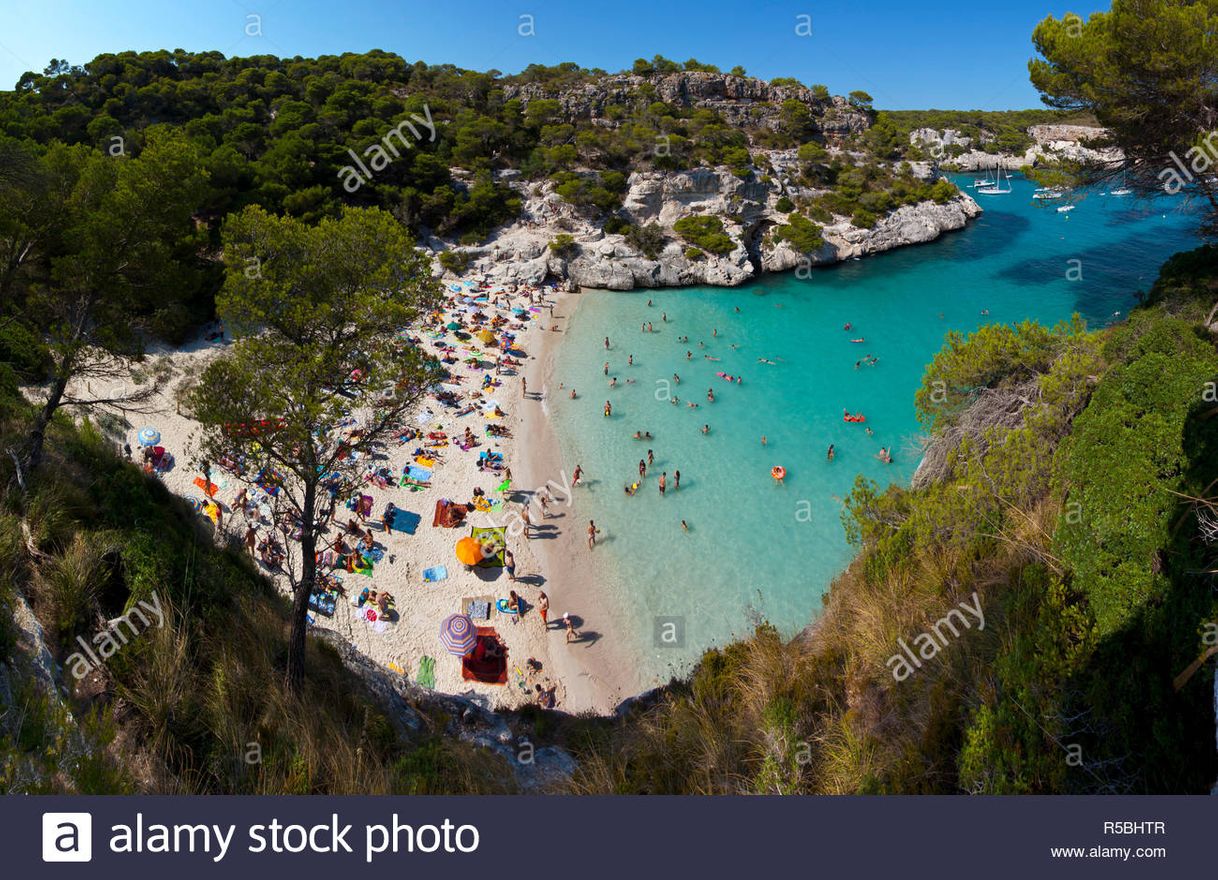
428;161;979;291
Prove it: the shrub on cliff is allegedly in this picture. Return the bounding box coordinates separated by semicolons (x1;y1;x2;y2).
673;215;735;255
772;213;825;253
549;233;579;258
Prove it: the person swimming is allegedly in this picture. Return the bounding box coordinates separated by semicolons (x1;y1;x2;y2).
624;481;640;496
827;443;835;461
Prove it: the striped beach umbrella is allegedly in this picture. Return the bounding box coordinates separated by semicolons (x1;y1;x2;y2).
440;613;477;656
136;427;161;447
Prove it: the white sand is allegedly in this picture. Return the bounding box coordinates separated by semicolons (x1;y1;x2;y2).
95;282;637;714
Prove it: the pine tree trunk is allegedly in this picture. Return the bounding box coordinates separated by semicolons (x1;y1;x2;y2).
25;369;69;475
285;479;317;692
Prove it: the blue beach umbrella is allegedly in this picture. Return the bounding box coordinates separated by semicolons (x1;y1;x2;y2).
136;427;161;447
439;613;477;656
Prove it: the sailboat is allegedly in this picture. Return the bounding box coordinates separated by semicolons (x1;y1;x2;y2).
975;163;1011;195
1110;168;1132;196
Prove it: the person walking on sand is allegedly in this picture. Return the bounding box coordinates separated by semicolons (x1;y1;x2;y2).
244;525;257;556
538;591;549;627
522;376;527;397
537;490;551;517
521;504;533;538
564;612;579;643
659;472;667;496
505;549;517;581
587;520;600;549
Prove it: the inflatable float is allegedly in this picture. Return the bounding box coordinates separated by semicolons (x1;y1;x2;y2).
771;466;786;481
843;413;866;423
495;598;519;615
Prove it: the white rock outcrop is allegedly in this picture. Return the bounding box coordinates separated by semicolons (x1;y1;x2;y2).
429;159;981;291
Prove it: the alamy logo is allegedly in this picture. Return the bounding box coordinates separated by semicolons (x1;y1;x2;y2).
42;812;93;862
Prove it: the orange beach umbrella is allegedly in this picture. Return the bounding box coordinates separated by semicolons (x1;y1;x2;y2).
455;536;483;566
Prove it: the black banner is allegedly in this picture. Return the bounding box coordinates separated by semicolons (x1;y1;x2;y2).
9;795;1207;878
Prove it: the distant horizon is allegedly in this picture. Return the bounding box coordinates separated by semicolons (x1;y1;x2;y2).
0;0;1111;110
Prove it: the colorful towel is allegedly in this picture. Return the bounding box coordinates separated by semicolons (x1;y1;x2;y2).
467;600;491;620
423;565;448;583
192;476;220;497
417;655;436;689
405;465;433;483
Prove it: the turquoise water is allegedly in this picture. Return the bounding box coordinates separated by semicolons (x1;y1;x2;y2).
549;174;1203;685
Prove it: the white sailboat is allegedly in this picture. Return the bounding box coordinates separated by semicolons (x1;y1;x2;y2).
975;163;1011;195
1110;168;1132;196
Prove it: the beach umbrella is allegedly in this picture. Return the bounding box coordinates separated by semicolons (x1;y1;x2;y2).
446;321;462;332
440;613;477;656
136;427;161;447
455;536;483;566
476;329;496;345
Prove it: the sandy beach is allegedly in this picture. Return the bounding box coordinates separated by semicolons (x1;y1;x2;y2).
90;282;639;716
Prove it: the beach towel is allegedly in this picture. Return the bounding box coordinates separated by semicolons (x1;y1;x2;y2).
423;565;448;583
470;526;506;567
192;476;220;497
414;456;436;468
308;589;338;617
390;510;421;535
467;599;491;620
405;465;433;483
417;656;436;689
361;546;385;564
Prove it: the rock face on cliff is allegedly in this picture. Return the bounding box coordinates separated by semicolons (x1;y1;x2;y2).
429;161;980;291
504;71;870;144
926;123;1122;171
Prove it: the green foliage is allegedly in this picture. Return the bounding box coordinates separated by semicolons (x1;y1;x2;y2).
551;170;628;213
622;222;668;259
774;195;795;213
548;233;579;258
772;212;824;252
1030;1;1216;201
673;214;735;255
437;249;471;274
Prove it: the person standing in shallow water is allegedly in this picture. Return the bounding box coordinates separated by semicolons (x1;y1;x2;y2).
587;520;600;549
638;459;647;479
647;449;654;468
659;472;667;495
674;469;681;490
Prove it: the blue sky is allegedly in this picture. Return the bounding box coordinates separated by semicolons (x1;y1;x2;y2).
0;0;1105;108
